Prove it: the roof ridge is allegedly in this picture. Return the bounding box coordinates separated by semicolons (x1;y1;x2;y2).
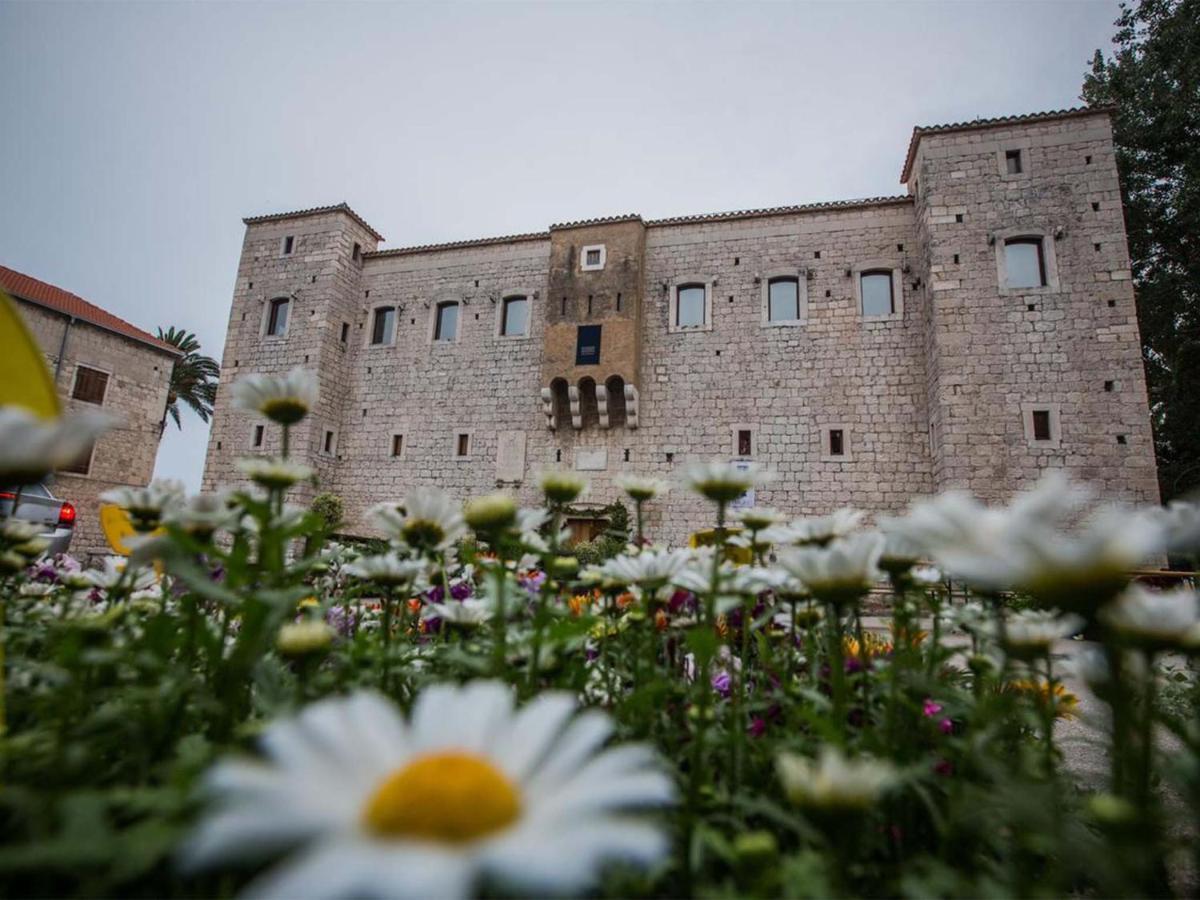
0;264;181;356
242;202;385;242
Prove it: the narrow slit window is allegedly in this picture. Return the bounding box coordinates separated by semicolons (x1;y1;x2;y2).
737;429;753;457
282;235;294;255
391;434;403;457
352;242;361;261
340;322;349;343
860;271;894;316
435;302;459;341
767;276;800;322
501;296;528;336
266;297;290;336
252;424;264;448
1032;410;1052;441
1005;238;1047;288
371;307;396;345
456;433;470;457
324;430;335;454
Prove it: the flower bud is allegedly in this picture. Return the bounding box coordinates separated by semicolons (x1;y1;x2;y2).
464;493;518;534
277;620;334;657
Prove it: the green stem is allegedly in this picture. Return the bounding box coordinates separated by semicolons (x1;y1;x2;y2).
492;563;509;678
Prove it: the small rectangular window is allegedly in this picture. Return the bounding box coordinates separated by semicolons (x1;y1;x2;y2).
829;429;845;456
371;307;396;345
71;366;109;405
267;297;290;336
616;292;622;312
253;424;264;448
1032;410;1052;441
324;430;334;454
676;284;707;327
352;242;362;261
767;277;800;322
391;434;404;457
435;302;459;341
586;249;601;265
502;296;528;336
737;429;752;457
282;235;294;255
59;440;94;475
1005;149;1023;175
456;433;470;457
860;271;894;317
340;322;349;343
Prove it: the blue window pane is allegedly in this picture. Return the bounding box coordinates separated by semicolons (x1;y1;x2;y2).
1005;240;1045;288
435;303;458;341
372;307;395;344
860;272;893;316
502;297;528;336
768;278;799;321
677;285;706;327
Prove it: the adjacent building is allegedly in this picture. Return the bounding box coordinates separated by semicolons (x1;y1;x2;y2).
202;106;1160;545
1;265;180;557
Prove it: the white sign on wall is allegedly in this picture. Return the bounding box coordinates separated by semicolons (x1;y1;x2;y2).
575;448;608;471
495;431;526;482
729;458;755;510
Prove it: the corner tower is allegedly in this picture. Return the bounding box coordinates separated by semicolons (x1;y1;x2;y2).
202;203;382;497
539;216;645;438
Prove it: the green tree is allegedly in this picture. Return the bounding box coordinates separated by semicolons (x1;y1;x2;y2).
1082;0;1200;500
156;326;220;429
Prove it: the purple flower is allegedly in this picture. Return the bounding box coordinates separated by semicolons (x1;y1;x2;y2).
449;580;473;601
668;590;697;616
748;717;767;738
922;697;944;718
518;570;547;594
424;585;445;604
711;670;732;697
325;605;357;637
939;717;955;735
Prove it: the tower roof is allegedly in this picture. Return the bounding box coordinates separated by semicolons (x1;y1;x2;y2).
242;202;385;242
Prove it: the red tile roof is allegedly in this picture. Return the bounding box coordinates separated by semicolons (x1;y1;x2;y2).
0;264;182;356
899;106;1114;183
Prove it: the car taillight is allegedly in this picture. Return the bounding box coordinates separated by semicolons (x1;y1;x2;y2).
58;502;76;527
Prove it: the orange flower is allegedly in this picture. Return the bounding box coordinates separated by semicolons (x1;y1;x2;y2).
569;594;591;617
615;592;636;610
843;632;893;661
654;609;670;632
406;597;422;614
716;614;729;638
1003;679;1080;718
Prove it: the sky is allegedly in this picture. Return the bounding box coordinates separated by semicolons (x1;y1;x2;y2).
0;0;1124;492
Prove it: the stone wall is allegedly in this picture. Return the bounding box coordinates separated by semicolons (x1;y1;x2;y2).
16;299;175;558
202;109;1160;549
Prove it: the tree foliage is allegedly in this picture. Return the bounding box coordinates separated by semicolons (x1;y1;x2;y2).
156;326;220;430
1082;0;1200;500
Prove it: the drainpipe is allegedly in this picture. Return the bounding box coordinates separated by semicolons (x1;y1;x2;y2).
53;315;75;383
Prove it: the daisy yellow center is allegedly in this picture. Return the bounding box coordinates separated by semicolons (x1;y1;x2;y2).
363;752;521;842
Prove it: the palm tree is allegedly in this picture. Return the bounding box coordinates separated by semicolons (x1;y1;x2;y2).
157;326;220;429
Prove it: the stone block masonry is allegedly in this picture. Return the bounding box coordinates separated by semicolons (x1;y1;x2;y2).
202;109;1159;548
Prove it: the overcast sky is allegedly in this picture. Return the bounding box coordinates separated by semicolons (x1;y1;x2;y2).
0;0;1123;492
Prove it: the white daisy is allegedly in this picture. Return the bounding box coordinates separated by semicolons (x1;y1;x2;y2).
787;508;865;546
613;474;669;503
82;556;158;594
162;491;240;540
590;548;693;592
537;470;588;506
183;683;675;899
683;461;768;505
370;488;465;555
1098;584;1200;650
733;507;784;532
100;479;186;531
425;597;496;628
0;406;114;485
237;458;315;491
777;532;885;606
344;553;428;588
231;368;319;426
776;747;896;812
1000;609;1085;658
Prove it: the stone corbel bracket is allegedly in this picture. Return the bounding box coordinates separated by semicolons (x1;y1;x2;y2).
568;385;582;430
540;386;556;431
596;383;610;429
624;383;640;429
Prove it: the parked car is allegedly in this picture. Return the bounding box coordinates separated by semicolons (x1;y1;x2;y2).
0;481;76;556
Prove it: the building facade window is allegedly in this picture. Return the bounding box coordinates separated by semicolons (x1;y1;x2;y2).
281;235;295;256
737;428;753;457
59;440;95;476
677;284;705;327
391;434;404;458
859;271;894;317
1032;410;1051;441
322;430;336;456
768;277;800;322
1005;149;1023;175
820;424;853;462
500;295;529;337
1004;238;1047;289
828;428;845;456
71;366;109;405
340;322;350;343
455;432;471;458
371;306;396;345
580;244;606;271
434;301;459;342
266;297;290;336
1021;402;1062;448
252;424;264;448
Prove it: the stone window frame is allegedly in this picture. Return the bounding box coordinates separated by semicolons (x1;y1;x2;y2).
995;227;1061;295
820;424;853;462
580;244;606;272
366;302;399;348
494;289;534;340
452;430;474;460
668;277;714;334
389;432;406;460
70;363;111;407
760;268;809;328
731;424;756;459
279;235;296;257
261;296;292;340
852;263;904;322
320;427;338;458
428;296;463;344
1021;402;1062;450
997;142;1031;182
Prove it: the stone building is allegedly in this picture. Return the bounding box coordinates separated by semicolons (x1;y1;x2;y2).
1;265;180;557
202;107;1159;546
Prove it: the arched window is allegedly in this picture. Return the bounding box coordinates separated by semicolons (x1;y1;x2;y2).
1004;237;1047;288
767;276;800;322
371;306;396;345
605;375;627;428
859;271;894;317
266;297;290;336
501;295;528;337
434;301;459;342
578;377;599;429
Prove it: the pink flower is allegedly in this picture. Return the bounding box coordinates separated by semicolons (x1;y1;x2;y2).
933;758;955;777
939;717;954;734
922;697;943;718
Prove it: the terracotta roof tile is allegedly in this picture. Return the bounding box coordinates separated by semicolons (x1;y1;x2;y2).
0;264;181;356
549;214;643;230
364;230;549;259
899;106;1113;183
242;202;385;242
646;196;912;226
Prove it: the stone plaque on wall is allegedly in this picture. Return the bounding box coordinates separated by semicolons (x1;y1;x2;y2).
496;431;526;482
575;448;608;471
